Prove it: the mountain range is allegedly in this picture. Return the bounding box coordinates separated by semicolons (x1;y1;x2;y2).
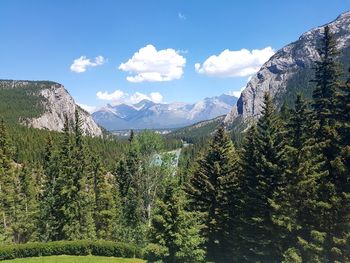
92;94;237;130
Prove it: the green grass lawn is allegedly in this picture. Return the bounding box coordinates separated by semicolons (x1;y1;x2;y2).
1;255;145;263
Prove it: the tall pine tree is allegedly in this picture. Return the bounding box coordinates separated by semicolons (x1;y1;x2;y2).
272;95;327;261
11;165;39;243
39;135;60;241
311;26;350;261
187;125;239;262
146;177;205;263
92;155;117;240
238;93;286;262
56;112;95;240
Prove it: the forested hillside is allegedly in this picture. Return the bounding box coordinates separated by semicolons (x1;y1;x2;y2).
0;80;102;136
0;81;49;124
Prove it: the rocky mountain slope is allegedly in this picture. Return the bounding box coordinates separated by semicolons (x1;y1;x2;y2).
0;80;102;136
93;94;237;130
224;11;350;126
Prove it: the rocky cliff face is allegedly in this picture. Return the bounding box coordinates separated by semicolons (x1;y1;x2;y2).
224;11;350;126
0;80;102;136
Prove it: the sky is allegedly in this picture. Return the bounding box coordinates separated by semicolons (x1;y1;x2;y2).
0;0;349;112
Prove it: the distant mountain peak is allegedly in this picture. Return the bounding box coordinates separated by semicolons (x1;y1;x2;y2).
93;94;238;130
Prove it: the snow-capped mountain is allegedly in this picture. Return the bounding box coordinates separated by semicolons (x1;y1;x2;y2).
92;94;237;130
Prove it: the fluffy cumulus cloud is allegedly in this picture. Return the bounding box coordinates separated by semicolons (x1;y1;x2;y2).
195;47;274;77
96;90;124;101
149;92;163;103
70;55;105;73
77;103;96;113
228;87;246;98
96;89;163;105
119;44;186;82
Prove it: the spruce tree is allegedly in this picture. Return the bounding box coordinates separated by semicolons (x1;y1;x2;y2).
39;135;60;241
114;138;145;244
71;110;95;239
146;178;205;263
55;115;76;239
235;124;259;261
312;26;340;147
11;165;39;243
336;68;350;147
92;155;116;240
311;26;350;261
187;125;239;262
238;93;286;262
57;112;96;240
272;95;327;261
115;159;132;199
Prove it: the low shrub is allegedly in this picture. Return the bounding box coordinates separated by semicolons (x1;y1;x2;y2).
0;240;142;261
144;243;169;263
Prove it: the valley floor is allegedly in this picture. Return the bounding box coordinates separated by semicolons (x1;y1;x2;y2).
1;255;145;263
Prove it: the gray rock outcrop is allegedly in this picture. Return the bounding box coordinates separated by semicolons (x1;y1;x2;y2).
0;80;102;136
224;11;350;126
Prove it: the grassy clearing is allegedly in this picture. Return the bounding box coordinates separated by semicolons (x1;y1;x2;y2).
1;255;145;263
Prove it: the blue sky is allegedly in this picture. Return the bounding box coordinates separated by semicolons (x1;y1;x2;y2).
0;0;349;111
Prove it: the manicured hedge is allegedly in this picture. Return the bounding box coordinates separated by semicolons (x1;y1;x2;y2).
0;240;142;261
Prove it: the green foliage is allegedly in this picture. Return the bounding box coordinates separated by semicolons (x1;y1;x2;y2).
0;119;17;243
144;243;169;263
135;131;163;157
1;255;145;263
114;130;176;246
272;94;327;261
38;135;59;242
0;83;46;125
167;116;224;145
0;240;142;260
309;26;350;262
282;248;302;263
187;125;239;262
238;93;286;262
11;165;40;243
47;113;95;240
146;178;205;263
92;156;118;240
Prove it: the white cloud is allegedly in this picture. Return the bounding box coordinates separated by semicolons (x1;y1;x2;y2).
96;89;164;105
96;90;124;101
178;12;186;20
119;44;186;82
127;92;151;104
70;55;106;73
227;76;253;98
195;47;274;77
150;92;163;103
228;87;246;98
77;103;96;113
